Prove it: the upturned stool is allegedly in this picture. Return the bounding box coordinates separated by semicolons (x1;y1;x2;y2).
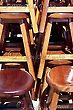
46;65;73;110
0;68;34;109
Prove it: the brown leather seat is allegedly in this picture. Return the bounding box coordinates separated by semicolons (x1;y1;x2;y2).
46;65;73;92
0;68;34;109
0;13;28;20
48;13;73;19
0;69;34;97
46;65;73;110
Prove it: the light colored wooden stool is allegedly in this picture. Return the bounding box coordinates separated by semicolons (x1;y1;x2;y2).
38;12;73;79
0;12;36;80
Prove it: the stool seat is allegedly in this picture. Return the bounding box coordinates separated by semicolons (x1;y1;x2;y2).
48;60;72;66
0;13;28;20
47;51;72;67
0;69;34;97
46;65;73;92
48;13;73;19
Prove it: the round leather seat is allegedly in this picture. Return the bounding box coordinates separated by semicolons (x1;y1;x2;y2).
0;69;34;97
48;13;73;19
0;13;28;20
48;60;72;66
46;65;73;92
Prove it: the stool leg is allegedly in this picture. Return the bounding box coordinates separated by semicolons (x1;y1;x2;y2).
69;20;73;48
22;93;34;110
29;29;34;45
25;92;34;110
38;22;52;79
28;0;38;33
35;7;40;25
41;67;51;94
50;91;59;110
21;97;29;110
20;20;35;80
42;88;54;110
46;88;54;105
0;23;4;49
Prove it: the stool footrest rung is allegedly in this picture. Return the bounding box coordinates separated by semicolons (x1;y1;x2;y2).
46;54;73;60
0;56;27;62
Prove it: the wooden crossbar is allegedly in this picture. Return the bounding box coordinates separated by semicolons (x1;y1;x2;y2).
0;54;73;62
46;54;73;60
47;7;73;13
0;6;73;13
0;56;27;62
0;6;29;13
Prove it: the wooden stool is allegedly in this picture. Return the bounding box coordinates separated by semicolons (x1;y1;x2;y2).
0;68;34;109
36;13;73;99
39;48;73;109
0;12;36;80
37;0;73;79
38;13;73;79
35;3;73;98
46;65;73;110
42;50;72;90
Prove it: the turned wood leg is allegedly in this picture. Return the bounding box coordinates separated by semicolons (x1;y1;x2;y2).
50;91;59;110
69;19;73;48
0;23;4;49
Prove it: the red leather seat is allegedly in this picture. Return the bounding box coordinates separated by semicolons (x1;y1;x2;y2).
0;69;34;109
0;69;34;97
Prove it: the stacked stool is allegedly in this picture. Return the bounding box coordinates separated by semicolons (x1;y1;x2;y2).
0;68;34;109
36;0;73;109
0;12;35;109
46;65;73;110
0;0;37;109
0;12;36;79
